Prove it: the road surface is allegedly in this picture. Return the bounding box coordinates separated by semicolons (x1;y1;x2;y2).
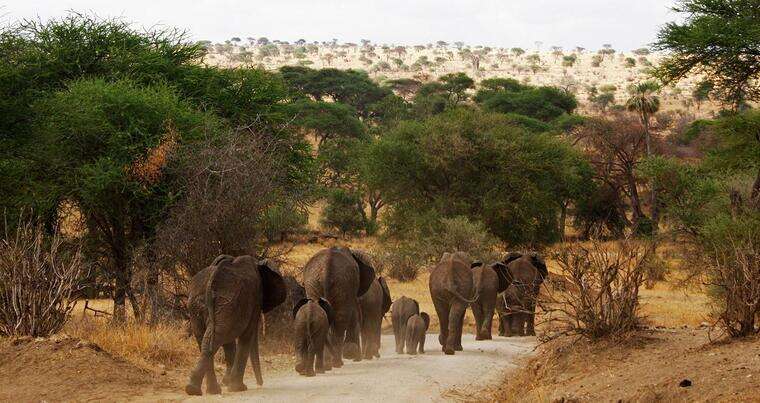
182;333;535;402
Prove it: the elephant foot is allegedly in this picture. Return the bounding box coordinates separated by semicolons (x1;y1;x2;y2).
407;351;417;356
332;358;344;368
443;347;455;355
227;381;247;392
482;334;492;340
363;354;374;361
374;352;380;358
207;383;222;395
304;370;316;377
526;330;536;336
419;349;425;354
454;345;463;351
475;334;484;341
316;367;325;374
352;356;362;362
185;384;202;396
221;373;231;385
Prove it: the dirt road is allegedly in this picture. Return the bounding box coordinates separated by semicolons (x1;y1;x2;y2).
181;333;535;402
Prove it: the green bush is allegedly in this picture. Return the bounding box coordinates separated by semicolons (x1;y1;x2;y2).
320;190;365;236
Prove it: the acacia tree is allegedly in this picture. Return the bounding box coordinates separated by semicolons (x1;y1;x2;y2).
654;0;760;110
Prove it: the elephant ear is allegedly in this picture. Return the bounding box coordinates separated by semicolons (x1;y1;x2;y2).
503;251;523;266
471;260;483;269
350;249;376;297
412;298;420;314
292;298;309;319
530;253;548;281
258;259;287;313
318;298;335;326
420;312;430;331
491;262;512;293
379;277;392;314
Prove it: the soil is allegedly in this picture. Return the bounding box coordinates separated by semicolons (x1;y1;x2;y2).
0;335;173;402
485;327;760;402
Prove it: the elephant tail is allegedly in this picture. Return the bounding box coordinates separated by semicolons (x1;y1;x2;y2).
448;288;479;304
201;256;233;357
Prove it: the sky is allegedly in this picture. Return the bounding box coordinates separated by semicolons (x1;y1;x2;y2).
1;0;679;51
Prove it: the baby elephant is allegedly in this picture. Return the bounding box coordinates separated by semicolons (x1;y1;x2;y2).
293;298;335;376
404;312;430;355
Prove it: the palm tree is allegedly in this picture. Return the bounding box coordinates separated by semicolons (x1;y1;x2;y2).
626;81;661;232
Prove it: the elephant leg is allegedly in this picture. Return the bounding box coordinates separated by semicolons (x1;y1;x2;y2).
419;332;426;354
330;322;347;368
433;297;450;352
393;315;402;354
350;308;362;362
315;333;326;374
525;304;537;336
222;343;236;385
445;302;465;354
228;330;253;392
295;330;307;374
482;298;496;340
405;326;416;355
497;312;506;336
186;325;221;396
471;302;484;340
304;342;317;377
249;320;264;386
323;343;334;371
452;303;466;351
513;313;526;336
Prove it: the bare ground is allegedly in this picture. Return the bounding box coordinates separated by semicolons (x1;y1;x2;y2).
0;335;173;402
483;328;760;402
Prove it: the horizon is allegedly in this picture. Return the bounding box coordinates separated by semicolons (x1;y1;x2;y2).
2;0;679;51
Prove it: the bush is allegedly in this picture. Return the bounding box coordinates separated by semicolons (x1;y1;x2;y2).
0;217;87;337
542;239;653;339
320;189;366;236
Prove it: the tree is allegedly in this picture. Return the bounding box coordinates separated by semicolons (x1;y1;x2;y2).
654;0;760;110
34;79;218;321
477;85;578;122
626;81;662;231
692;80;714;111
438;72;475;106
286;99;365;146
364;108;591;245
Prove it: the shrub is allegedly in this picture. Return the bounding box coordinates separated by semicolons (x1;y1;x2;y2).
0;217;87;337
320;189;366;236
542;239;653;339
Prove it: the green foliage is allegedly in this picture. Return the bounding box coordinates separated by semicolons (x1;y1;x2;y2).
438;72;475;105
278;66;391;118
562;54;577;67
553;114;587;133
365;108;592;246
286;99;365;144
478;85;578;122
320;189;366;236
654;0;760;108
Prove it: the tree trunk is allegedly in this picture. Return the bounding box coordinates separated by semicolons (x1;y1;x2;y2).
643;113;659;234
626;171;646;227
751;166;760;209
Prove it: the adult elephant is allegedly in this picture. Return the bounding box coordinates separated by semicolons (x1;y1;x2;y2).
185;255;286;396
302;247;375;367
496;252;547;337
358;276;392;359
470;261;511;340
429;251;479;355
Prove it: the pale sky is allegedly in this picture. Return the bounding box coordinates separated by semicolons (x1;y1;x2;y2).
1;0;679;51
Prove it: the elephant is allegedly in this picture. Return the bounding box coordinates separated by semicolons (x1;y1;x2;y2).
185;255;286;396
470;261;511;340
429;252;479;355
404;312;430;355
292;298;335;377
302;247;375;368
358;276;392;359
496;252;548;337
391;296;419;354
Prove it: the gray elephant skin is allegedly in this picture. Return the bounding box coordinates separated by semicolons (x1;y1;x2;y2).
470;261;511;340
302;247;375;368
292;298;335;376
404;312;430;355
429;252;479;355
496;252;548;336
185;255;286;396
391;296;419;354
358;276;392;359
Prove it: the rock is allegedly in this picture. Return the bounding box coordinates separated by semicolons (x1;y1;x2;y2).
679;379;692;387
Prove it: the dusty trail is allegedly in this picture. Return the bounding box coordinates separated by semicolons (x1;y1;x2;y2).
181;333;535;402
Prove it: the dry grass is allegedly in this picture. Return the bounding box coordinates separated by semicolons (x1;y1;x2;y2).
65;316;196;370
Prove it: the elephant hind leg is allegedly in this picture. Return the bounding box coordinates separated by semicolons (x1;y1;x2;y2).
221;343;235;385
452;304;466;351
432;298;450;352
471;303;484;340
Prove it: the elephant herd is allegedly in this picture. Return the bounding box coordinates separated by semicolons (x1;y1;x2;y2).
184;246;546;396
